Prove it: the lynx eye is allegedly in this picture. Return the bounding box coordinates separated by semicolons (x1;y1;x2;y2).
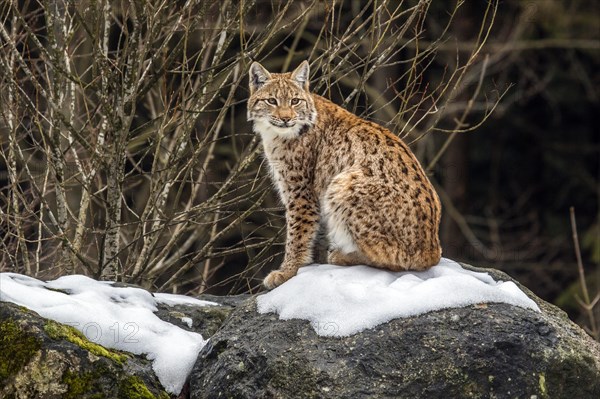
291;98;300;105
266;98;278;105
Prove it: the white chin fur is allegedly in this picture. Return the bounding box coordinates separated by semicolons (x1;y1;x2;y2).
253;119;304;140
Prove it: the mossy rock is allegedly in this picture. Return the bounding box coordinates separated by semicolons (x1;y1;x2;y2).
190;263;600;399
0;302;169;399
0;317;41;386
43;320;129;365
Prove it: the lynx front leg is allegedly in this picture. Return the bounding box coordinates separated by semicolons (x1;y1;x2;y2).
263;196;320;289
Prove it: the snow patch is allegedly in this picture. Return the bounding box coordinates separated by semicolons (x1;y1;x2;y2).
153;292;217;307
0;273;213;395
181;316;193;328
257;258;540;337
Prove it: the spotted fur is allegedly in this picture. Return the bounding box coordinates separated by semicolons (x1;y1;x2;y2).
248;61;442;289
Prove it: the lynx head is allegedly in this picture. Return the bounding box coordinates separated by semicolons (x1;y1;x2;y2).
247;61;317;139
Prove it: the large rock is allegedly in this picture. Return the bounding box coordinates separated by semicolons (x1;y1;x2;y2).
190;265;600;399
0;295;248;399
0;301;168;399
0;294;246;399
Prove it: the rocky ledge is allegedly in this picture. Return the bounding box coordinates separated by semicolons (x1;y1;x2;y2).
0;294;247;399
0;301;167;399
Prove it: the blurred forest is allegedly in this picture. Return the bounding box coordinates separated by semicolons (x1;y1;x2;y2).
0;1;598;337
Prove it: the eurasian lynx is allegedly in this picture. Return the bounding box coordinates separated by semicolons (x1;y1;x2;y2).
248;61;442;289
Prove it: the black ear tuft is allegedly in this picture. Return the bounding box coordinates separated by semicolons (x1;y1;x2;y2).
291;61;310;90
249;62;271;94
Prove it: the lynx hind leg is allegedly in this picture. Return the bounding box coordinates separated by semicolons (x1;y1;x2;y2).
323;170;372;266
324;170;440;271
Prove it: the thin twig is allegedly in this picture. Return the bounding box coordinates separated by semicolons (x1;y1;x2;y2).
569;207;599;341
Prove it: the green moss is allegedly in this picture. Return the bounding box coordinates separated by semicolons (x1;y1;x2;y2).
62;360;168;399
0;320;42;384
62;370;95;399
44;320;128;364
118;376;169;399
539;372;547;398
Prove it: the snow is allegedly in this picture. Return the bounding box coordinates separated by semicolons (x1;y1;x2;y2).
0;273;214;395
153;292;217;307
181;316;194;328
257;258;541;337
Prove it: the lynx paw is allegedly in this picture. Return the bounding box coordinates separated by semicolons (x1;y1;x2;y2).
328;249;364;266
263;270;291;290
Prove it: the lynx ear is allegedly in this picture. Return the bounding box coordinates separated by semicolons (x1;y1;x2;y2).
249;62;271;94
291;60;310;90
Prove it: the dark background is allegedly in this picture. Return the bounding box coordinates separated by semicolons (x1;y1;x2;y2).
1;0;598;334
